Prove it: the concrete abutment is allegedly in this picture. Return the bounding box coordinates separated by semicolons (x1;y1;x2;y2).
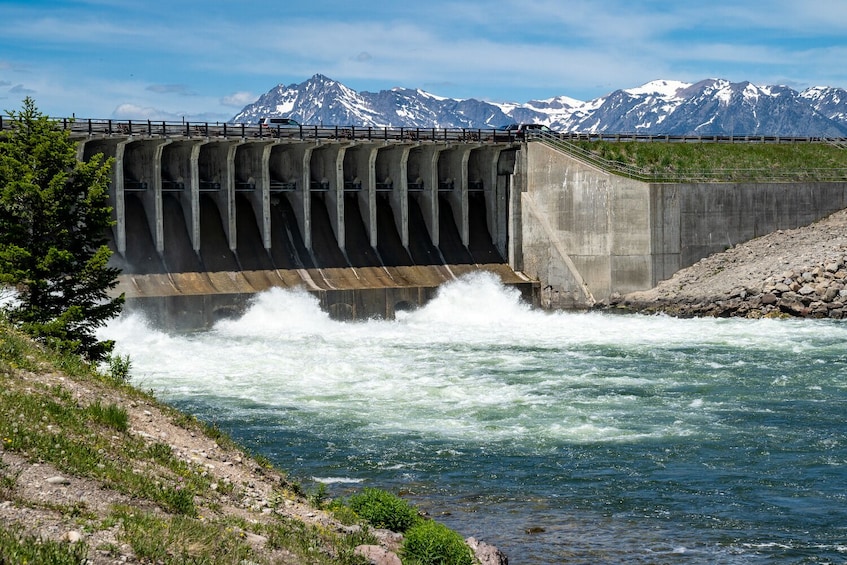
516;142;847;309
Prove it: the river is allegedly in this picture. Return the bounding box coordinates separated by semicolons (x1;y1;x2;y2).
101;272;847;564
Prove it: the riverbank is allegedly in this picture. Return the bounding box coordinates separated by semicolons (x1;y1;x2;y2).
0;325;505;564
604;208;847;318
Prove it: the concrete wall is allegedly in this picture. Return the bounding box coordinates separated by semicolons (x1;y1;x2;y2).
517;142;847;308
517;143;653;308
651;182;847;282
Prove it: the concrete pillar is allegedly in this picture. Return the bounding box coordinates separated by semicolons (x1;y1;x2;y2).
234;141;272;250
161;140;201;252
223;142;240;250
328;144;354;251
197;140;237;251
415;145;444;246
188;142;202;252
288;144;315;250
259;143;272;249
124;138;171;255
114;140;128;255
508;148;526;271
363;146;379;248
443;147;471;246
151;140;171;255
393;146;411;248
374;144;411;248
494;149;517;257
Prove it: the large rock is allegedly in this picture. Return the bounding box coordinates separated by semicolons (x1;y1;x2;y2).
466;537;509;565
354;545;402;565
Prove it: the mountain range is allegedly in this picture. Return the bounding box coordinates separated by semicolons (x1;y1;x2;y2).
232;74;847;137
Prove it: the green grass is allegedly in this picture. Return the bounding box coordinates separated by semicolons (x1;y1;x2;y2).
111;505;258;565
262;515;376;564
0;320;375;562
555;139;847;182
0;526;88;565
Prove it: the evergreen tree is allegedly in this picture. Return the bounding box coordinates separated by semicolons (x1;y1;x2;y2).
0;97;124;361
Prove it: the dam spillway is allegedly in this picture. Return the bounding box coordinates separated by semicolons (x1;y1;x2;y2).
54;119;847;326
73;123;537;327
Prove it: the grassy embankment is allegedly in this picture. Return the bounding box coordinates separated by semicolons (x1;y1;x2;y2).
0;320;378;564
557;140;847;182
1;320;475;564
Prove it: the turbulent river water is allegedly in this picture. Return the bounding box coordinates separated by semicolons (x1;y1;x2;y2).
101;273;847;564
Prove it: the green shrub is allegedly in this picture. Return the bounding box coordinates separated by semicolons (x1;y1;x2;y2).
161;484;196;516
106;353;132;383
347;488;421;533
402;520;474;565
308;482;330;508
327;500;360;526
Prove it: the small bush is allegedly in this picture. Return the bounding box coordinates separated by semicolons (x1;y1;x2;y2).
347;488;421;533
328;500;360;526
402;520;474;565
145;441;174;464
0;461;19;497
308;482;330;508
106;353;132;383
161;484;196;516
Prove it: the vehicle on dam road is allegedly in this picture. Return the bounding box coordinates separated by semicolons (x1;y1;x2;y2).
259;117;300;128
501;123;553;139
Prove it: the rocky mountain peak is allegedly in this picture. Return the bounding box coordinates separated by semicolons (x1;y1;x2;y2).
231;75;847;136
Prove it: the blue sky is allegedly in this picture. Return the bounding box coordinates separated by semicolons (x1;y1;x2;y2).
2;0;846;122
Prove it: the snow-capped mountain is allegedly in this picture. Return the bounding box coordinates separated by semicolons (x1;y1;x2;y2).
231;74;847;136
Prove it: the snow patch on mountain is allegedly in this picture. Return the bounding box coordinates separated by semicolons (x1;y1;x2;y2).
624;79;690;98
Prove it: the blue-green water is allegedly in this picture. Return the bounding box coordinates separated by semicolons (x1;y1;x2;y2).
103;273;847;564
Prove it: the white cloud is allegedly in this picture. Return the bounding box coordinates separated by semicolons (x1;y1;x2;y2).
220;91;258;107
112;103;179;121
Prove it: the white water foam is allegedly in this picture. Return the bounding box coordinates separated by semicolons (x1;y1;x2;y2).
100;273;847;445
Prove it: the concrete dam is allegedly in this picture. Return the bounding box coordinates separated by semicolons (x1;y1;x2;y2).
58;120;847;327
70;122;537;327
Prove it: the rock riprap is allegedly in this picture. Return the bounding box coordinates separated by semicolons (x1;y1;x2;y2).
603;208;847;319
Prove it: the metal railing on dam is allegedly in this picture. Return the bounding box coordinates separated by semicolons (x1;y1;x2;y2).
0;116;526;144
5;115;847;145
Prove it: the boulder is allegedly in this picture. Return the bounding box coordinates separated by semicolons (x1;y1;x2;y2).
466;537;509;565
354;545;402;565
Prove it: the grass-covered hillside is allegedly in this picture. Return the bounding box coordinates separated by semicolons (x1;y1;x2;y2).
0;322;488;564
554;139;847;182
